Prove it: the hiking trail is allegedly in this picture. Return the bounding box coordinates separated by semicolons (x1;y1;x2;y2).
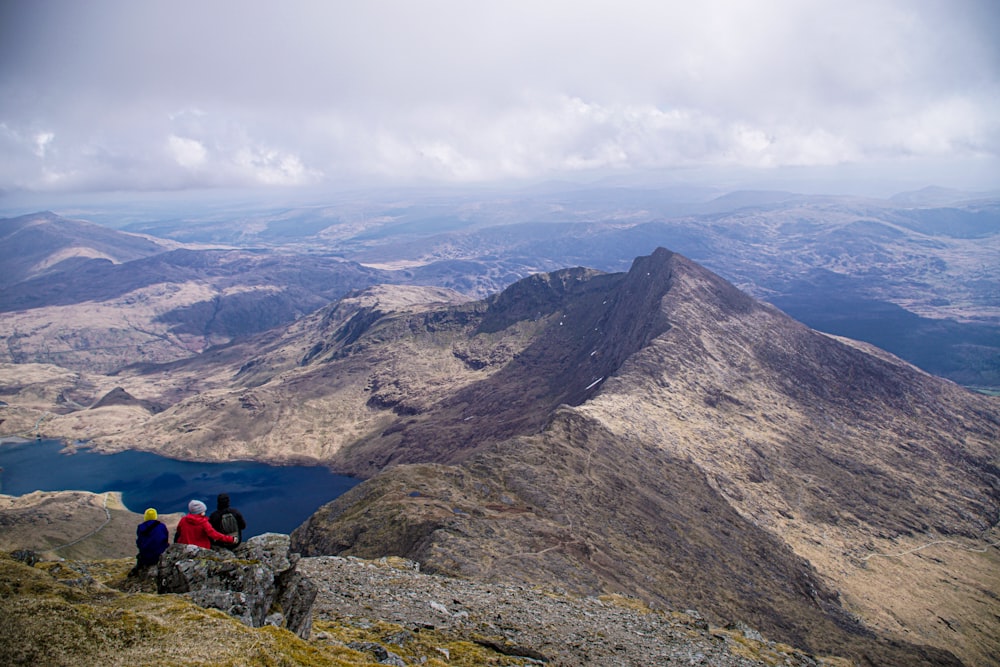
53;492;113;553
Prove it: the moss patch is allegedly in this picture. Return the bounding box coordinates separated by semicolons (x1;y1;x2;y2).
314;617;524;666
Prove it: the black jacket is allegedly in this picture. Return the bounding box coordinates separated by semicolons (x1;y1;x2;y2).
208;493;246;546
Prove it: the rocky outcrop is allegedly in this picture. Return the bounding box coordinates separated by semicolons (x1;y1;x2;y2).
156;533;316;638
0;549;844;666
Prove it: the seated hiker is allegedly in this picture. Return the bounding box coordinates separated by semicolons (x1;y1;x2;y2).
209;492;246;548
175;499;238;549
130;507;169;575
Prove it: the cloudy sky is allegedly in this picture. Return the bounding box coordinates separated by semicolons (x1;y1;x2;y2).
1;0;998;198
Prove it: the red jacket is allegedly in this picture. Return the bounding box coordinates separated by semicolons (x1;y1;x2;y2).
175;512;236;549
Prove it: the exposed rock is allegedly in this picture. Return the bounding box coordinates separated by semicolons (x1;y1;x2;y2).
273;565;318;638
300;554;836;667
347;641;406;666
2;548;836;666
157;532;316;638
11;549;38;566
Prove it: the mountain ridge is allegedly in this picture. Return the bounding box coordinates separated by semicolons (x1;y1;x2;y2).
0;210;170;286
3;192;998;388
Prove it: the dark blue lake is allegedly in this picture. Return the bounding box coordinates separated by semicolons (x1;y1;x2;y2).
0;439;360;538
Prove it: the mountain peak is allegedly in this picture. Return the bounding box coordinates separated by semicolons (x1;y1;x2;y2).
0;210;167;286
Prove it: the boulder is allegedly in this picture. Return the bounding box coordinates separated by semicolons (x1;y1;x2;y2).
157;533;316;638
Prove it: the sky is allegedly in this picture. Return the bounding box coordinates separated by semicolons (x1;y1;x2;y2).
1;0;998;200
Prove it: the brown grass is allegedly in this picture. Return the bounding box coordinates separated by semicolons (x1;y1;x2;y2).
0;552;521;667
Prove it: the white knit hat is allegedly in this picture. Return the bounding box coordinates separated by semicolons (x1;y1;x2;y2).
188;499;207;515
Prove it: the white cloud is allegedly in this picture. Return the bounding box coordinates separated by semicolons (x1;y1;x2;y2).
167;135;207;169
881;96;997;156
33;131;54;157
234;146;318;186
0;0;997;194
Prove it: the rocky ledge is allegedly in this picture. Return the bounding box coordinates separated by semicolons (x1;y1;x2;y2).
156;532;317;638
299;555;842;666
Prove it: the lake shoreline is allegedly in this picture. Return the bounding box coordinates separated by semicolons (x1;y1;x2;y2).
0;440;360;538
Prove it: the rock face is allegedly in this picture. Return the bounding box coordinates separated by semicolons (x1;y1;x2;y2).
157;533;316;638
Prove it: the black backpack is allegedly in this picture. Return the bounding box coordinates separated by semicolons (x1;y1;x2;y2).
220;511;239;537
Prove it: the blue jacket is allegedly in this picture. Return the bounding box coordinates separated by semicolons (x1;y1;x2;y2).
136;519;169;566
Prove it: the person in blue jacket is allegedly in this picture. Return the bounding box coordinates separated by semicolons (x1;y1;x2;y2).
130;507;169;575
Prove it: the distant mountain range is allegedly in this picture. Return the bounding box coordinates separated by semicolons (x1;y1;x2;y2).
2;242;997;666
1;186;997;386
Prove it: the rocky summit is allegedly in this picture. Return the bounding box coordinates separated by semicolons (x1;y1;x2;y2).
0;547;849;666
298;553;844;666
2;248;998;666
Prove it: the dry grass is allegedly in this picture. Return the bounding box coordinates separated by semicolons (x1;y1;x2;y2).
0;490;183;561
0;552;521;667
837;532;1000;667
711;628;855;667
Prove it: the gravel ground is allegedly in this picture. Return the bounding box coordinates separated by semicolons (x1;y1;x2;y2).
299;555;831;667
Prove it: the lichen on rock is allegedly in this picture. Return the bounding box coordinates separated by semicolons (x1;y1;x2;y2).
156;532;317;638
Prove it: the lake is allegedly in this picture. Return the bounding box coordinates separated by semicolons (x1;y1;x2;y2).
0;439;360;538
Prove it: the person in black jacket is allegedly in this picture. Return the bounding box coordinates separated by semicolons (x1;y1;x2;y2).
130;507;169;575
208;493;246;547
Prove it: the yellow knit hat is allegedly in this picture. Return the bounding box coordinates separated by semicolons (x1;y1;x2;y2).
144;508;158;521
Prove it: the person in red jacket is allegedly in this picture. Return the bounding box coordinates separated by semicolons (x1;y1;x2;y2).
175;499;238;549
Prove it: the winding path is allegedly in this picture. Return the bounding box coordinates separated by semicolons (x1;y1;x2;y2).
53;492;113;553
861;536;1000;561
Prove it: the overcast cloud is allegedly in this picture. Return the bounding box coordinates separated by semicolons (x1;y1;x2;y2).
1;0;998;195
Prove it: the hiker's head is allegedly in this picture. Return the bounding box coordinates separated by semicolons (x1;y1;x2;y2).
216;493;230;509
144;508;158;521
188;500;207;515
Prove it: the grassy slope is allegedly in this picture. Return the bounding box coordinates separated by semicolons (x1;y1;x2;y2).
0;552;526;667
